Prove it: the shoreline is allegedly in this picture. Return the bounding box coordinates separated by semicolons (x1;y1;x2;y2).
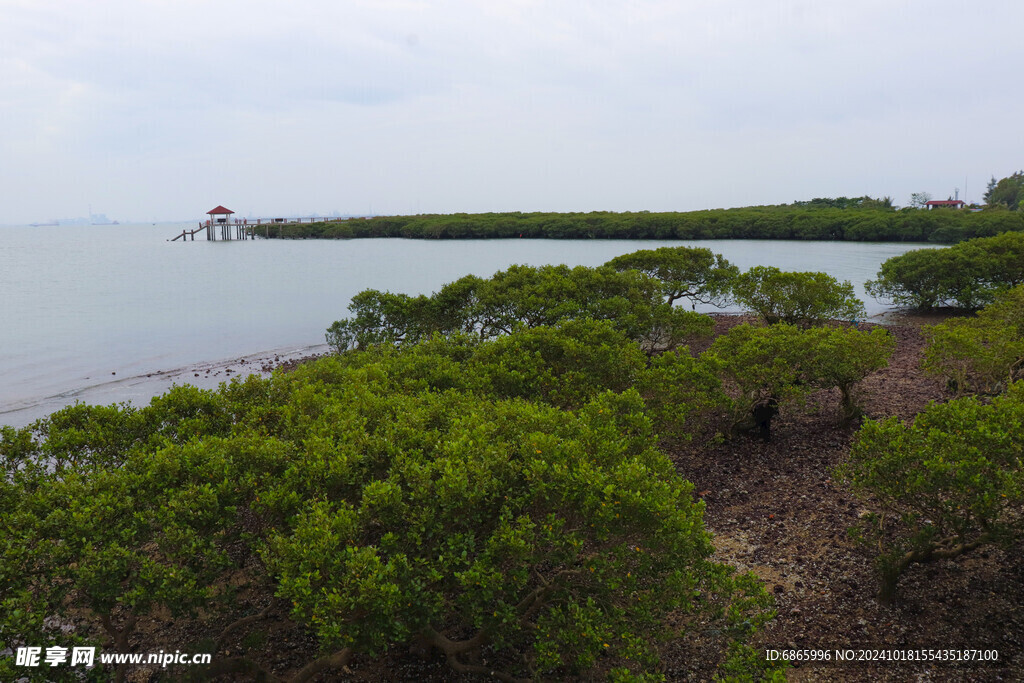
0;343;330;429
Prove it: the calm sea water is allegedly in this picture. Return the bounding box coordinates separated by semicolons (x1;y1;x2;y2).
0;223;938;427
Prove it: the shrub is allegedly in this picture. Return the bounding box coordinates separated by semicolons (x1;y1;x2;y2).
261;387;778;679
468;319;647;409
0;359;783;681
0;425;285;682
325;289;435;351
803;326;895;423
704;324;814;438
327;263;713;354
731;266;865;327
866;232;1024;310
922;284;1024;395
865;245;989;309
704;323;894;435
605;246;738;307
634;350;730;441
837;383;1024;603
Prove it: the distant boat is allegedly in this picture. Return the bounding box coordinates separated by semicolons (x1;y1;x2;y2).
29;221;59;227
89;213;118;225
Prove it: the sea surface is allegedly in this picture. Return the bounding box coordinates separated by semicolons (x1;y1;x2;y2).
0;222;940;427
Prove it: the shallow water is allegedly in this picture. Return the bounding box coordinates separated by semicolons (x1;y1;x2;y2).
0;223;938;427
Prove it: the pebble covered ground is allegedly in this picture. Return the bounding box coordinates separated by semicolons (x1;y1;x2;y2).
668;313;1023;682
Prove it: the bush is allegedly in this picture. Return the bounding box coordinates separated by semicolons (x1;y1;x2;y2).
837;383;1024;603
922;285;1024;395
634;350;730;441
261;387;778;680
0;421;286;682
327;262;713;355
866;232;1024;310
704;324;814;438
731;266;865;327
325;289;436;350
0;358;782;681
704;323;894;435
803;326;895;423
605;246;738;307
468;319;647;409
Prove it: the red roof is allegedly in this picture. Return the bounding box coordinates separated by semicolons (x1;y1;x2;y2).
207;205;235;215
925;200;965;206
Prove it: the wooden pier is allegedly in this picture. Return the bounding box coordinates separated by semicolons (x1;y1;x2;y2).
170;205;347;241
170;221;260;241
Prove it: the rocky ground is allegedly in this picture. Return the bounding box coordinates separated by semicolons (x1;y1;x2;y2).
669;313;1023;682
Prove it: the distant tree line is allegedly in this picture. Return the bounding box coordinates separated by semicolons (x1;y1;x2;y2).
269;204;1024;244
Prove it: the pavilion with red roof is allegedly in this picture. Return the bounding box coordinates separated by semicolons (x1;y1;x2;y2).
207;205;235;224
925;199;965;209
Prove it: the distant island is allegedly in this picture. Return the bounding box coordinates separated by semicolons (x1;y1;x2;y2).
30;213;120;226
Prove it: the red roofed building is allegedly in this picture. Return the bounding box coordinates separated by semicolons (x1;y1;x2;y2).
207;205;235;223
925;200;965;209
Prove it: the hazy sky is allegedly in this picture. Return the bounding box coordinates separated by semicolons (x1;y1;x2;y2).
2;0;1022;224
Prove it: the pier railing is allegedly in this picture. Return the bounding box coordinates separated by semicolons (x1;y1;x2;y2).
169;217;348;242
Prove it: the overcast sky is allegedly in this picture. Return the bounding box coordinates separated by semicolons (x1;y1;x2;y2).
2;0;1022;224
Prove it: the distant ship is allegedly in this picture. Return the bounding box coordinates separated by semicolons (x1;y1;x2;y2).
29;221;59;227
89;213;119;225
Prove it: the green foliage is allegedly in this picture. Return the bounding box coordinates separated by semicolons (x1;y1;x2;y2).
634;350;730;442
790;195;894;210
705;324;813;435
261;387;775;678
837;383;1024;603
866;246;981;309
802;326;895;422
604;246;739;307
0;408;283;681
268;205;1024;243
705;323;893;434
325;288;437;350
984;170;1024;210
731;266;865;327
468;319;647;409
0;334;782;681
327;262;713;355
923;285;1024;395
866;232;1024;310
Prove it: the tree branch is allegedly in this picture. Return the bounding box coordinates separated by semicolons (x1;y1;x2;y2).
422;625;491;657
216;603;277;650
288;648;353;683
195;656;281;682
